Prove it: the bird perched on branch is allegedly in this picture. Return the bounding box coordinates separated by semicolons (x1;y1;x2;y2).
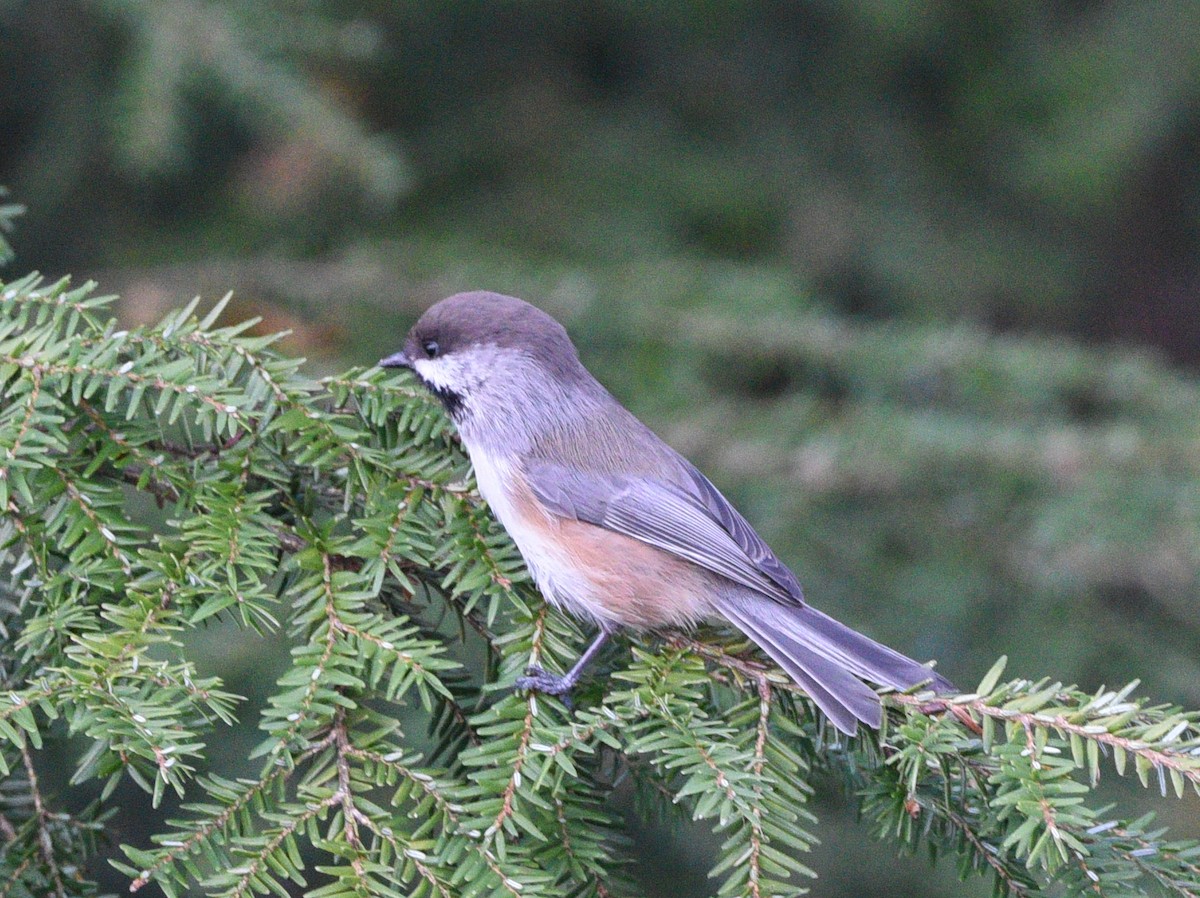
381;291;952;734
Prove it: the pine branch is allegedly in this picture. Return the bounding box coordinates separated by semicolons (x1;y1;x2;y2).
346;743;528;897
126;736;334;893
4;275;1200;898
889;677;1200;795
19;741;65;898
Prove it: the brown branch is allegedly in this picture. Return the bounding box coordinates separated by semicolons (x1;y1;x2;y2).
121;465;180;506
55;470;134;576
4;281;96;318
266;552;342;751
0;367;41;482
128;734;334;893
1112;826;1200;898
489;607;548;840
0;855;35;898
746;676;772;898
230;796;339;898
490;702;537;840
330;617;446;683
888;692;1200;786
329;708;375;892
0;354;249;426
353;814;454;898
344;746;522;896
672;633;1200;797
20;740;65;898
935;802;1036;898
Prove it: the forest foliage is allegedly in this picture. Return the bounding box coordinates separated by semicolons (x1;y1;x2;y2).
5;3;1200;895
2;276;1200;898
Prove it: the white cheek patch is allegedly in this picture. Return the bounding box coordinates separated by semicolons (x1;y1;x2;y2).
411;344;516;395
411;355;469;392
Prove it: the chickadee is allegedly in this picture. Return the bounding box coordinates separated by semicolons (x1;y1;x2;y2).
381;291;951;734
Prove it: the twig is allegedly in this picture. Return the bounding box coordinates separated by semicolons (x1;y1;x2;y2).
20;740;66;898
936;802;1036;898
128;735;334;893
888;692;1200;787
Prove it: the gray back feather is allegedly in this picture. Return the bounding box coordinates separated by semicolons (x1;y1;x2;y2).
525;410;806;608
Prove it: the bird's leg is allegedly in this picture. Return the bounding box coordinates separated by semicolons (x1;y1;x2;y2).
515;629;611;700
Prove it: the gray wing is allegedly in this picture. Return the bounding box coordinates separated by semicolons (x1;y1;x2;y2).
526;460;804;607
679;462;805;603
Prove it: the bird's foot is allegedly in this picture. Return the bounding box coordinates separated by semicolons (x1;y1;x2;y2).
515;665;577;707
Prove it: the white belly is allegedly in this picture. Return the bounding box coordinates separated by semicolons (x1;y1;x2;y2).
467;447;606;624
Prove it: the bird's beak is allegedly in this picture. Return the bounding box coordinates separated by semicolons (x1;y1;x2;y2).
379;350;412;369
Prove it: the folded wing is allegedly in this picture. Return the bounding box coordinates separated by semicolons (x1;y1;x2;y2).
526;461;801;606
525;459;950;735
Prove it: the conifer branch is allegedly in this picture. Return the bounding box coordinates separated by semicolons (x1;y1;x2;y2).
4;277;1200;898
127;736;333;892
0;857;35;898
20;740;66;898
228;795;338;898
487;601;544;840
746;676;772;898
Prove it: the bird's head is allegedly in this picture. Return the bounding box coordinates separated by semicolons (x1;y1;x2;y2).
380;291;587;430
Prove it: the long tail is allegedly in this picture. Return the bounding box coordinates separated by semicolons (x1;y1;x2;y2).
718;594;953;735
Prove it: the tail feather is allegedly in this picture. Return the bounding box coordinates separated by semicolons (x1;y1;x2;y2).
722;602;882;733
718;594;952;735
781;603;954;693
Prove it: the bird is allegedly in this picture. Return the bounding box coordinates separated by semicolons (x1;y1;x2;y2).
380;291;952;734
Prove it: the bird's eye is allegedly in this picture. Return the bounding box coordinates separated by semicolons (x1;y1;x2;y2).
422;339;440;359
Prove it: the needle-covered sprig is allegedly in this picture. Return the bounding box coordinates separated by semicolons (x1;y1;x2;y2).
1;275;1198;898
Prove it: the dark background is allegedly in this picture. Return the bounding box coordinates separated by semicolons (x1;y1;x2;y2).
3;2;1200;895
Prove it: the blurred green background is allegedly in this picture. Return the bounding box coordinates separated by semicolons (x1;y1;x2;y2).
4;1;1200;895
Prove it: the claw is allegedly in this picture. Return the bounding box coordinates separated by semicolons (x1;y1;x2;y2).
511;631;611;710
514;665;576;709
515;664;573;694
